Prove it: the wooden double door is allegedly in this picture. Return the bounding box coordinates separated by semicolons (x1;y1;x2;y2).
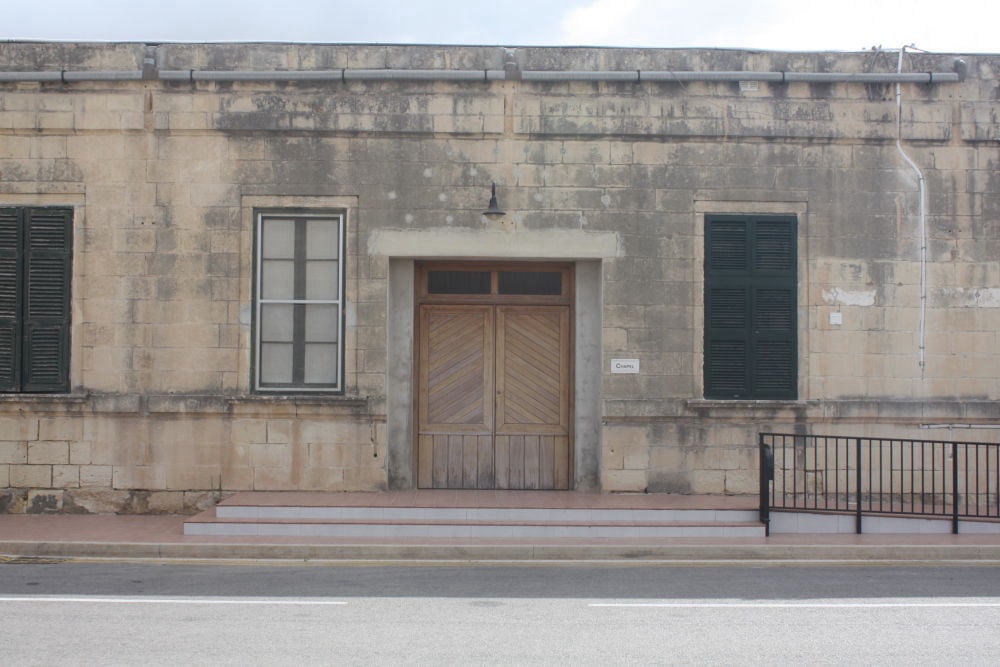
416;263;572;489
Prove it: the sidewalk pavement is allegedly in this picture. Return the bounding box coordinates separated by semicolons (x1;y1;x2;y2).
3;513;1000;562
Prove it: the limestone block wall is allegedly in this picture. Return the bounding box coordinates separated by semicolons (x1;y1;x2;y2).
0;396;384;513
0;42;998;509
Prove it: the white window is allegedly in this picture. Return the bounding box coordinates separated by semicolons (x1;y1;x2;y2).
254;211;344;392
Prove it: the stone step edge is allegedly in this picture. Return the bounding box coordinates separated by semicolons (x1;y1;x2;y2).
216;492;757;511
214;508;758;519
8;541;1000;562
185;515;764;529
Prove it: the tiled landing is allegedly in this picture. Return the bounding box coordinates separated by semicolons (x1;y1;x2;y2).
183;491;766;539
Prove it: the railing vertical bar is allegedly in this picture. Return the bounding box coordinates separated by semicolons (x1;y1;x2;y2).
931;441;937;515
834;437;840;511
891;439;897;514
811;437;817;510
770;435;775;510
823;437;830;510
775;435;781;509
878;440;884;513
867;438;873;513
910;440;915;515
892;439;897;513
782;435;788;510
952;441;960;534
920;441;926;514
759;434;771;536
827;436;832;510
888;439;894;514
966;443;972;518
974;444;981;518
769;435;775;510
889;440;894;514
964;444;970;517
941;445;949;514
855;437;863;534
793;435;799;508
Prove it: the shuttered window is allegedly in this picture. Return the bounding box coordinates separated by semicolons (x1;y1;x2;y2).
0;207;72;393
704;215;796;399
253;212;345;392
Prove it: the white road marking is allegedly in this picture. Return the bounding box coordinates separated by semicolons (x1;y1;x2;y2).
0;596;347;605
590;601;1000;608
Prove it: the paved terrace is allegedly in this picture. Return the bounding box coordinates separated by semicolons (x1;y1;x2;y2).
2;491;1000;562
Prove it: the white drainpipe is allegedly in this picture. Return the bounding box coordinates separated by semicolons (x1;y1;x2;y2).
895;46;928;378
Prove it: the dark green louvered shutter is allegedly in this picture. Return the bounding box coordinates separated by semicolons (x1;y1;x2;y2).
0;207;71;393
0;209;22;391
23;208;72;392
705;215;796;399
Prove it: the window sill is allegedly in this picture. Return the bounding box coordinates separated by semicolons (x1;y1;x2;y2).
229;394;368;406
685;399;813;417
687;399;810;409
0;392;88;412
0;392;373;416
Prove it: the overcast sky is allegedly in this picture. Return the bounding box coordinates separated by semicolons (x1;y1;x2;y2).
4;0;997;53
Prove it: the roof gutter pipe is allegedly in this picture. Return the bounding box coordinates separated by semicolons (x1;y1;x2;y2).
0;70;144;82
920;424;1000;430
1;66;966;84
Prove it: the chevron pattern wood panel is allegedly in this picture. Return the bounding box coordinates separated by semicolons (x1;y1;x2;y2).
496;306;569;433
420;306;492;428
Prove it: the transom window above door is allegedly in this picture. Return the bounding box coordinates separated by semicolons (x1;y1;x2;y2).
419;263;572;303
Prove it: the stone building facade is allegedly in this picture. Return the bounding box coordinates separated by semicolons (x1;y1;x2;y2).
0;42;997;513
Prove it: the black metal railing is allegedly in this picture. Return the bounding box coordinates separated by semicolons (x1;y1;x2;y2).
759;433;1000;535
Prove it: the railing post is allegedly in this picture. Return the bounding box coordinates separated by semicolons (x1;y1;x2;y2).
759;436;773;537
855;437;863;534
952;441;960;534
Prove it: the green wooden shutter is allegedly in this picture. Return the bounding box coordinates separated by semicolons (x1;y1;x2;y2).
22;208;72;392
705;216;796;399
705;219;751;397
750;220;797;399
0;209;22;391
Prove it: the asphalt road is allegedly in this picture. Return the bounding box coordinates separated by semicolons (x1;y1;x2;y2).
2;561;1000;664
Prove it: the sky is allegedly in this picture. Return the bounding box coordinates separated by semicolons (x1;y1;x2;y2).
3;0;997;53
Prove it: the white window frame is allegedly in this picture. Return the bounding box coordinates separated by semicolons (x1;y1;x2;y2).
253;210;345;393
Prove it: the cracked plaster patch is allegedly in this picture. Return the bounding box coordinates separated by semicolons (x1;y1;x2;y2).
822;287;876;307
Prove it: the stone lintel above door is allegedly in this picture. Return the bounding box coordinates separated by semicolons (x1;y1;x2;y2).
369;228;621;259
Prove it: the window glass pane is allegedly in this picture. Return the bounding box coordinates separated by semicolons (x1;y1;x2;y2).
260;304;294;342
261;218;295;259
306;219;340;260
305;304;338;343
306;260;339;300
427;270;490;294
260;343;293;384
262;259;295;299
304;343;338;384
498;271;562;295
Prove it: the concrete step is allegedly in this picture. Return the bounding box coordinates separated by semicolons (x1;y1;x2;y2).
184;508;766;539
185;490;766;539
214;504;760;523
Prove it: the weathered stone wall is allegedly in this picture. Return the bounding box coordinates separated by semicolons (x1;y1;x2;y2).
0;395;384;513
0;42;997;510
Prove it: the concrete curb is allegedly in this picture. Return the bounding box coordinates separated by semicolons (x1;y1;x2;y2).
5;541;1000;562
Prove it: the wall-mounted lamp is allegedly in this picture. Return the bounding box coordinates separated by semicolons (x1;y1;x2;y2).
483;182;505;217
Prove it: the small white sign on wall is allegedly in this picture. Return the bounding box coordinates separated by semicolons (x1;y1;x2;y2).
611;358;640;374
